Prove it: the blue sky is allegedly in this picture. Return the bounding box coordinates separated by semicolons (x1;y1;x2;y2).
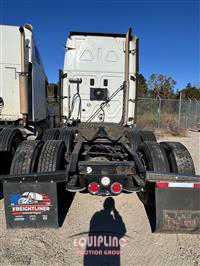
0;0;199;90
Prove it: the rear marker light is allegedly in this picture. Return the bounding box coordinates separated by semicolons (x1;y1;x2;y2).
111;182;122;194
88;182;100;194
194;184;200;188
156;182;168;188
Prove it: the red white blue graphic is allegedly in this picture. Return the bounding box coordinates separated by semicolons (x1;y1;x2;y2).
10;192;52;215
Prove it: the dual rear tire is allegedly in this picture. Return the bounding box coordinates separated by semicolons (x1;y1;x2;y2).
126;129;157;152
42;128;60;141
160;142;195;175
37;140;66;172
11;128;74;175
136;141;170;205
42;128;74;152
127;129;195;205
10;140;44;174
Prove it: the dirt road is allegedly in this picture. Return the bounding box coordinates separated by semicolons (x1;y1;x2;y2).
0;131;199;266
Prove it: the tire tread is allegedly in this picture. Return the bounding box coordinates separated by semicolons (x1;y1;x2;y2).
37;140;66;172
10;140;44;174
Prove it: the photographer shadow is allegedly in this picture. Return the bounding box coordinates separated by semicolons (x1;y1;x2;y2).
84;197;126;266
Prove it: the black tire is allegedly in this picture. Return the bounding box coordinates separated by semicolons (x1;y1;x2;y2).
139;130;157;142
137;141;169;173
126;130;142;152
0;128;23;174
37;140;66;172
137;141;170;205
160;142;195;175
58;128;74;152
10;140;44;175
42;128;60;141
0;128;23;153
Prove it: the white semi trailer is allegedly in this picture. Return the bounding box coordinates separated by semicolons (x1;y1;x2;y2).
0;24;48;174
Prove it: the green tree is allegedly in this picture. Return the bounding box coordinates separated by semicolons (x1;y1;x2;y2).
137;73;148;97
148;74;176;98
181;83;200;100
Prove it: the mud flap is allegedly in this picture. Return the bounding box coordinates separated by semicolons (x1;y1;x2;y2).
3;181;59;228
154;187;200;233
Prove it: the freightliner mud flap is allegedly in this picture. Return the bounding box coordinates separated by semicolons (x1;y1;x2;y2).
1;171;67;229
146;172;200;233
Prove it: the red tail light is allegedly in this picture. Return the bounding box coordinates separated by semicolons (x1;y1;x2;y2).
156;182;169;188
111;182;122;194
88;182;100;194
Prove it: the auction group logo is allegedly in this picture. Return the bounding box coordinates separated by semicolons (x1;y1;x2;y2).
72;233;128;255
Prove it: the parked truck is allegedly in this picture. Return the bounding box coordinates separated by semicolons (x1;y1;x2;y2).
1;28;200;232
0;24;48;174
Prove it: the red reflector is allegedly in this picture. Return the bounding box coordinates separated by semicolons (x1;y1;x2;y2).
111;182;122;194
88;182;100;194
156;182;169;188
194;184;200;188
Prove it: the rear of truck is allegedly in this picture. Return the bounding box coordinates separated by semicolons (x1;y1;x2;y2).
62;31;138;124
1;29;200;232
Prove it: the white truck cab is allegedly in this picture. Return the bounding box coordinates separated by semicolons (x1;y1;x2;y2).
62;30;138;125
0;24;47;127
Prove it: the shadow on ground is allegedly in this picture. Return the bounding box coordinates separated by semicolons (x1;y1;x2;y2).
57;183;75;227
144;205;156;232
84;197;126;266
0;182;3;199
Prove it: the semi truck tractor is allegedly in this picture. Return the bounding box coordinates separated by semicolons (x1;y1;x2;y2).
1;28;200;232
0;24;48;174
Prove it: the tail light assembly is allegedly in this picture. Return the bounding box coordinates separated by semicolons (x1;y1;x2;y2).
88;182;100;194
111;182;122;195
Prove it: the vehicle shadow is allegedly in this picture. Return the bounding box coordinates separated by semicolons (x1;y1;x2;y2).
83;197;126;266
57;182;75;227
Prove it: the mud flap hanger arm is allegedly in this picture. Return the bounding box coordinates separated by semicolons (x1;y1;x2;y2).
0;171;68;183
146;172;200;183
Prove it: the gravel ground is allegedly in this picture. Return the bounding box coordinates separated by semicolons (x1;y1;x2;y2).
0;131;199;266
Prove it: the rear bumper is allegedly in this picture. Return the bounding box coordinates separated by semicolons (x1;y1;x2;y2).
77;160;145;195
1;171;199;187
1;171;200;231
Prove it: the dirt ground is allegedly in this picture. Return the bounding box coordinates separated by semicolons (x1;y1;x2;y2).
0;131;199;266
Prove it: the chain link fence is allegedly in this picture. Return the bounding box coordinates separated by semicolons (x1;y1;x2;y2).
136;97;200;131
